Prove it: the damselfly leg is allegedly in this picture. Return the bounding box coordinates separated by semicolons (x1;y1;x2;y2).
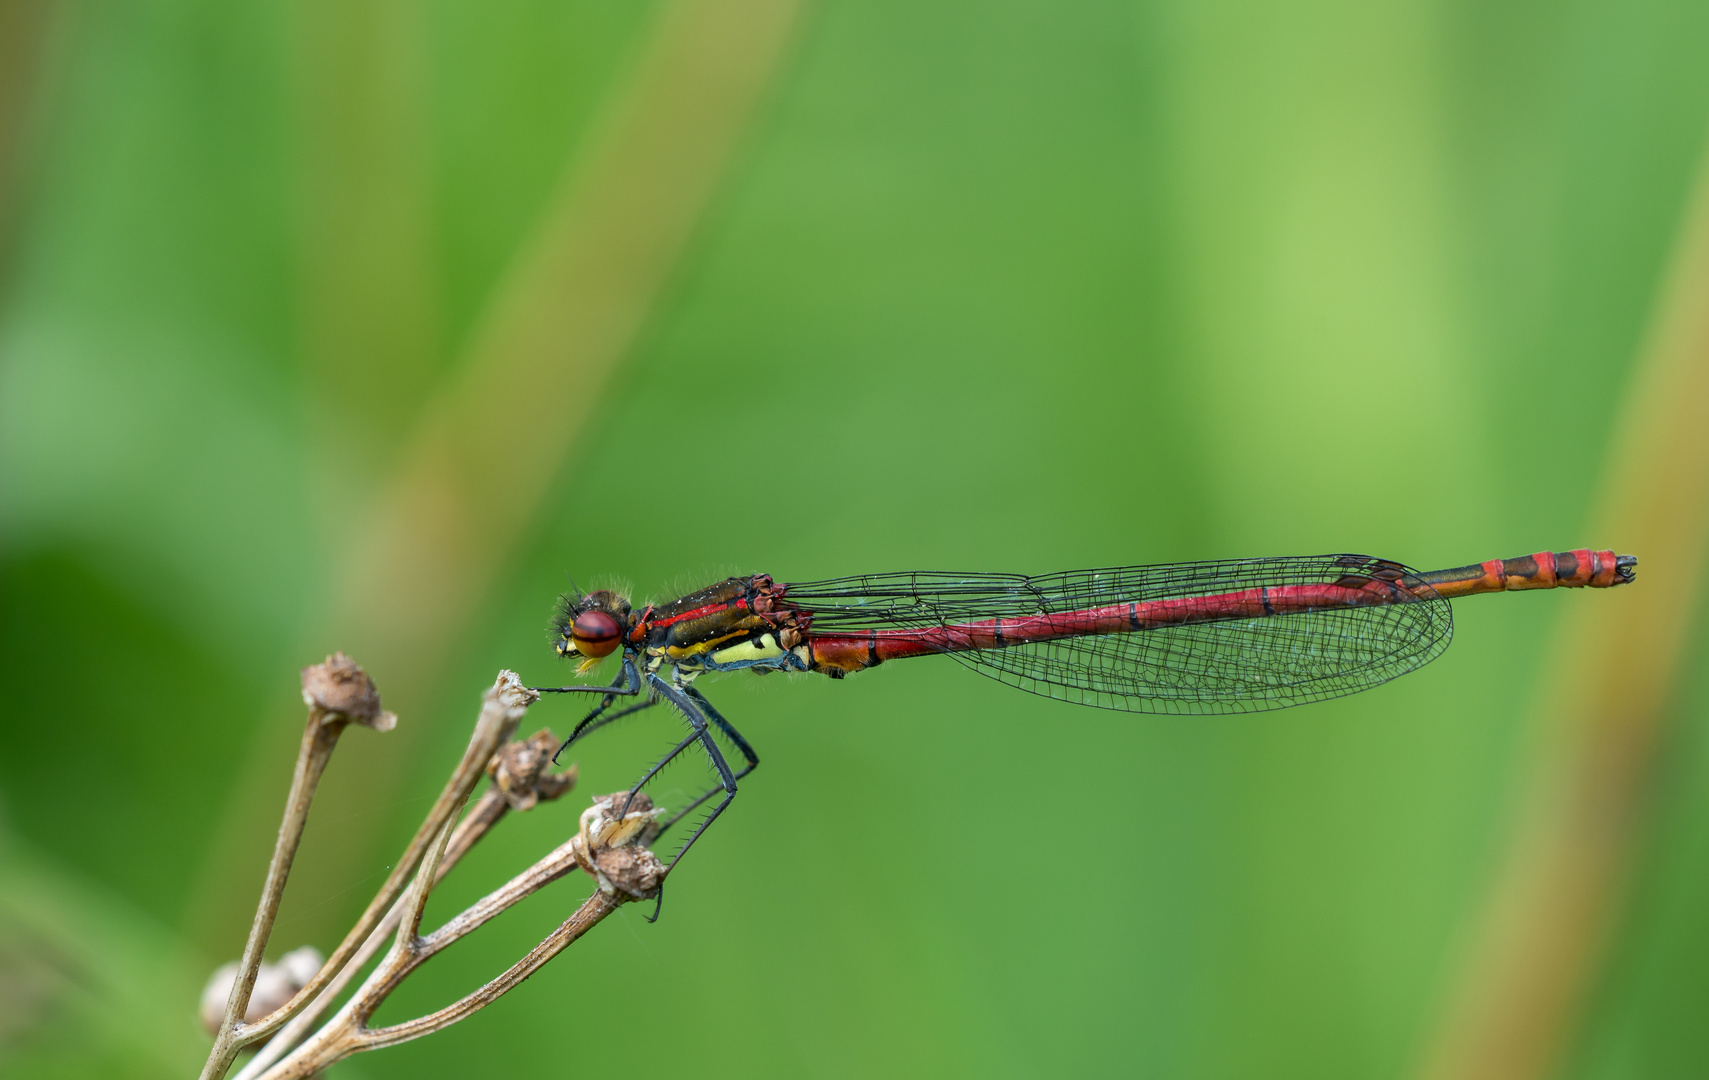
651;685;759;838
537;652;644;763
533;646;759;919
626;678;737;821
533;649;640;699
624;728;706;814
610;676;747;920
566;696;661;750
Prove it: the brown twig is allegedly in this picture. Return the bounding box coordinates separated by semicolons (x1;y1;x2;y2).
203;661;655;1080
231;733;577;1080
200;653;395;1080
200;665;535;1080
252;793;662;1079
358;889;620;1052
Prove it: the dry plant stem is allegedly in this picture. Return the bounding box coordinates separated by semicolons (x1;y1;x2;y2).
198;0;812;937
362;890;618;1051
237;731;571;1078
202;711;347;1080
242;674;523;1033
440;788;510;868
233;789;512;1080
399;812;459;945
203;673;529;1080
415;835;581;952
256;832;605;1079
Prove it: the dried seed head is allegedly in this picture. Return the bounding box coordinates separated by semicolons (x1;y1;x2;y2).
300;652;396;730
276;945;324;987
493;669;539;711
487;729;578;810
571;792;666;899
198;945;325;1035
591;843;665;900
579;791;662;850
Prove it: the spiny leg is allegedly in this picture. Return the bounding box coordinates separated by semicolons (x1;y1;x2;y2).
534;649;641;698
573;660;641;732
637;676;742;921
654;685;759;838
566;696;661;751
621;729;704;816
620;678;735;819
689;686;759;778
544;652;643;763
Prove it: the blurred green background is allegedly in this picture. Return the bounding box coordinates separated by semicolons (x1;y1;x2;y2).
3;0;1708;1077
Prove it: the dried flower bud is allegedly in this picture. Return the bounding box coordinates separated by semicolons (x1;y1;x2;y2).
198;945;325;1035
300;652;396;730
580;791;662;849
486;729;578;811
591;843;665;900
494;669;540;711
276;945;324;987
571;792;665;900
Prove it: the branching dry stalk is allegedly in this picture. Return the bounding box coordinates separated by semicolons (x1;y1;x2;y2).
200;654;663;1080
200;653;397;1080
230;732;577;1080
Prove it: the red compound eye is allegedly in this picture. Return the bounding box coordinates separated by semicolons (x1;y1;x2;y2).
570;610;621;658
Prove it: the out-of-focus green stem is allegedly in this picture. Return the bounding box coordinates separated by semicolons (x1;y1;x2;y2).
1415;137;1709;1080
187;0;810;954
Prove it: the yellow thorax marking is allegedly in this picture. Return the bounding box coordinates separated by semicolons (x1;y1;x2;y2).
707;633;785;665
663;629;751;661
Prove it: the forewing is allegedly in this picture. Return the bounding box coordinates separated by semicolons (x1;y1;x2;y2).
780;570;1041;629
787;557;1454;713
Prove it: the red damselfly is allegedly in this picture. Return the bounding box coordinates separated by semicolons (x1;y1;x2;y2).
533;548;1635;915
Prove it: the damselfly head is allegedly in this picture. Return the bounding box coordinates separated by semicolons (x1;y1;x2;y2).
551;589;632;668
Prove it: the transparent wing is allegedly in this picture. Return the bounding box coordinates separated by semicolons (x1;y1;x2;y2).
783;556;1454;714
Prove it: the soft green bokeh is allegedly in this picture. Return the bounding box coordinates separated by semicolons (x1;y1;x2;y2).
2;1;1707;1078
